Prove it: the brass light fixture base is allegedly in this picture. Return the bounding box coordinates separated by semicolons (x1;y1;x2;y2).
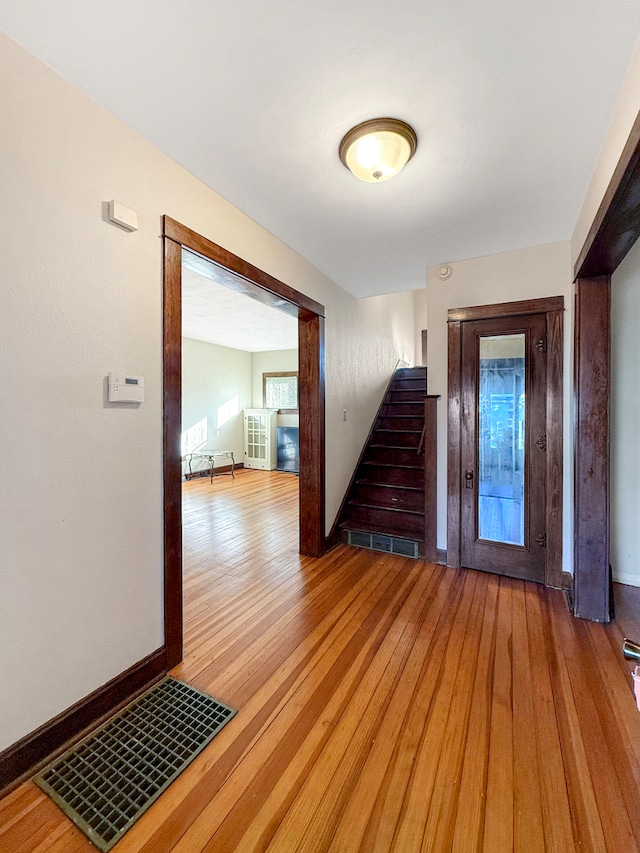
339;118;418;183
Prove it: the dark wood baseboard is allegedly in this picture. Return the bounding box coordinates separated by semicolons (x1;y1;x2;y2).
436;549;447;566
183;462;244;481
324;527;343;552
0;647;167;796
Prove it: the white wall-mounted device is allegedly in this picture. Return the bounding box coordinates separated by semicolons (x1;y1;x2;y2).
108;373;145;403
107;199;138;232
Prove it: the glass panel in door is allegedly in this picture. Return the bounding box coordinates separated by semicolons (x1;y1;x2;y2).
478;333;525;545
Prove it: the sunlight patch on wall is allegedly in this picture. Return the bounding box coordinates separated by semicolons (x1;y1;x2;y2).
182;417;207;455
217;395;240;429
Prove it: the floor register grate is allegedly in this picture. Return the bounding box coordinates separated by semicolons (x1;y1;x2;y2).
34;677;236;851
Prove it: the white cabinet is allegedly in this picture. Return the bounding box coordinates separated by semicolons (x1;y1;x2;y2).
243;409;277;470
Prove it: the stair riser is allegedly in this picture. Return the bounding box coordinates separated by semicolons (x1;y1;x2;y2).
372;431;421;448
383;403;425;417
391;378;427;392
377;416;424;431
343;506;425;538
357;464;424;488
388;390;427;403
352;485;424;512
364;447;424;467
395;367;426;379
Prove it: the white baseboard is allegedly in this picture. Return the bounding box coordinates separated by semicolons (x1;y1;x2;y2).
613;572;640;588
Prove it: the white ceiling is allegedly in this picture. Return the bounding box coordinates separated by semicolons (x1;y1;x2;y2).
2;2;640;298
182;254;298;352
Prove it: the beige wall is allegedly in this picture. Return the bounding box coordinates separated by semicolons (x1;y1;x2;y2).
611;239;640;586
572;39;640;267
426;241;574;574
182;338;252;470
413;288;428;366
0;32;416;751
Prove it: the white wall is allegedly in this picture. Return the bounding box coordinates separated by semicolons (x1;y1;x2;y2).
611;239;640;586
0;32;415;752
182;338;252;472
426;241;574;575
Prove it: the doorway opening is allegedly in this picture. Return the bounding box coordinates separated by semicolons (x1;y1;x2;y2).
163;217;326;667
447;297;564;587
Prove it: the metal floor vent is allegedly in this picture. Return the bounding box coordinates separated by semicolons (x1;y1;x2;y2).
34;677;236;852
347;530;419;558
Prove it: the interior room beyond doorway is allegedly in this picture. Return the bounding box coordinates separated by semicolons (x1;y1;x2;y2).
181;248;301;532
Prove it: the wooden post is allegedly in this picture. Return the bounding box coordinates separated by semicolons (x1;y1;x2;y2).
573;276;611;621
423;396;439;562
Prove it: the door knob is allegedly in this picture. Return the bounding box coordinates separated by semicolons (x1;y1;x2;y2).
465;470;474;489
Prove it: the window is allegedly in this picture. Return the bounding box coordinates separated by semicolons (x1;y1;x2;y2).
263;372;298;413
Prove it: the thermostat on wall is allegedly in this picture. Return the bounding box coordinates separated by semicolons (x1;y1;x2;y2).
108;373;145;403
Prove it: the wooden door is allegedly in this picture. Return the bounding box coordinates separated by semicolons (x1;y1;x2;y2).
460;313;548;582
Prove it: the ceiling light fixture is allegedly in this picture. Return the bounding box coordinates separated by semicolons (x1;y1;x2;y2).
339;118;418;183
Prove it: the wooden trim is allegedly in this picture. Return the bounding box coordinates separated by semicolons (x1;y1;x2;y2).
0;648;167;796
436;548;447;565
546;306;564;588
573;277;611;621
298;313;325;556
448;296;564;323
423;396;439;562
163;218;327;641
164;216;325;318
562;571;574;590
447;320;462;568
574;110;640;279
447;298;563;586
164;236;184;668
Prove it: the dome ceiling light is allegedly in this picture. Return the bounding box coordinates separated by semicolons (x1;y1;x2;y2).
339;118;418;183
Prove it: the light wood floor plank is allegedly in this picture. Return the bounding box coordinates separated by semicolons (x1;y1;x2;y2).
450;575;500;853
3;470;640;852
511;580;545;853
482;577;514;852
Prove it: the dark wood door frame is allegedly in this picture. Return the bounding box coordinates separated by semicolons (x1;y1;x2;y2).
447;296;564;588
163;216;326;667
572;111;640;621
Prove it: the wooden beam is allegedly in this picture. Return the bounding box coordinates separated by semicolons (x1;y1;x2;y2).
573;276;611;622
163;235;184;666
298;312;326;557
574;111;640;279
447;319;462;568
423;396;439;563
448;296;563;323
164;216;325;318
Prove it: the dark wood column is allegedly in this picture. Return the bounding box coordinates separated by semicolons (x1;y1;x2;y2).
163;235;184;666
573;276;611;622
298;311;325;557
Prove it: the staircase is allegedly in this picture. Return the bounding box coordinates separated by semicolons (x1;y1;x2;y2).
337;366;437;559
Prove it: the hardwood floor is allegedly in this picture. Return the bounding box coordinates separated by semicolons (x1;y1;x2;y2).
3;469;640;851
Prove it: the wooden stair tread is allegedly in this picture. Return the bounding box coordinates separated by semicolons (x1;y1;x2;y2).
374;429;422;434
361;461;423;470
334;364;436;559
347;498;424;513
355;480;421;491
